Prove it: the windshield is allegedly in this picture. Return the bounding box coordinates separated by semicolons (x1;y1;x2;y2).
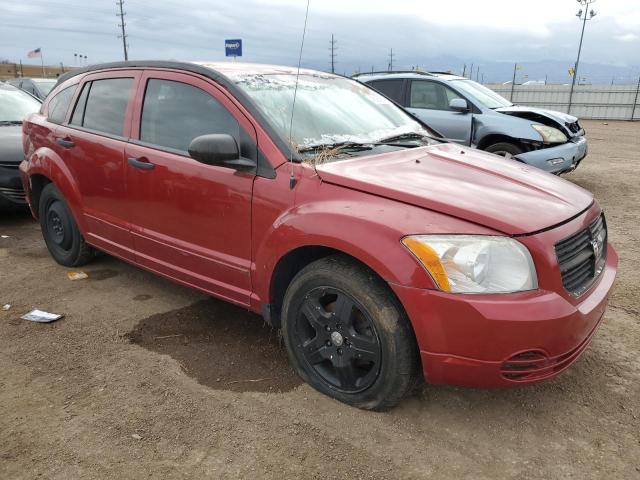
0;86;41;122
233;73;433;150
32;79;57;96
450;79;512;109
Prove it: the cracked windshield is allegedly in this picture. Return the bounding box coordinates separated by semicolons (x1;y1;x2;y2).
233;73;434;156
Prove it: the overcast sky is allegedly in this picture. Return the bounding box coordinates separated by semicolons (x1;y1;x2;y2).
1;0;639;81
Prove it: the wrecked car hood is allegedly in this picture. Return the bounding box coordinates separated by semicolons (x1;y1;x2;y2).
495;106;579;132
0;125;24;164
316;143;593;235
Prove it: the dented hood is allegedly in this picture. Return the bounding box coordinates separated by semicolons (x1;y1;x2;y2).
495;105;579;132
316;143;593;235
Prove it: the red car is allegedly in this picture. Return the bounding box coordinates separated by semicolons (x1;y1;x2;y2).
20;62;617;410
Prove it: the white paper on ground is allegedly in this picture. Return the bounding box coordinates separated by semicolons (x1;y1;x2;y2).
21;309;64;323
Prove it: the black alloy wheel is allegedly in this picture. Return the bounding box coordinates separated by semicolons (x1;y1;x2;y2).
294;287;382;393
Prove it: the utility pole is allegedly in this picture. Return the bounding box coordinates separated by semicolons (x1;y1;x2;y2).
462;64;467;77
469;63;474;79
329;34;337;74
388;48;395;72
631;75;640;121
568;0;597;113
510;63;518;101
116;0;129;61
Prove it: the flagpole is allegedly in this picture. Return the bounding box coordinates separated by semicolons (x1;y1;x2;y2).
41;50;45;77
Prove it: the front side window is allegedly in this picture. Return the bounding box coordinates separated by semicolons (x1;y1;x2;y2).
140;79;240;153
47;85;77;124
368;79;405;104
410;81;459;111
72;78;133;136
233;73;431;150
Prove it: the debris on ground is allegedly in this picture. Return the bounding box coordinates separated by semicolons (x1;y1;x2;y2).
131;434;142;440
66;271;88;281
2;304;11;311
1;235;9;239
21;309;64;323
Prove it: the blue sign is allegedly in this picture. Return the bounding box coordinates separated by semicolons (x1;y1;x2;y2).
225;39;242;57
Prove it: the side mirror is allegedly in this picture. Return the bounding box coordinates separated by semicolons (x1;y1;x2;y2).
188;134;255;171
449;98;469;113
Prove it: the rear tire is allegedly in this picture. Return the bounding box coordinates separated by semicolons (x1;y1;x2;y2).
485;142;523;158
39;183;94;267
281;254;419;410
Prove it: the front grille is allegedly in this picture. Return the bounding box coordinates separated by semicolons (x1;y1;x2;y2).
566;120;582;135
0;186;26;203
555;214;607;297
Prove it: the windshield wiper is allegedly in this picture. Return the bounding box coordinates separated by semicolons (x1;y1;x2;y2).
298;141;374;153
375;132;432;145
0;120;23;126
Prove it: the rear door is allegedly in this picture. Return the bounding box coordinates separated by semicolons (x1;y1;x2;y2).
124;70;256;306
55;70;141;260
406;80;472;144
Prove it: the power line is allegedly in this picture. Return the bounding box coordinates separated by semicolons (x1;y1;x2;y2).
116;0;129;61
329;33;337;74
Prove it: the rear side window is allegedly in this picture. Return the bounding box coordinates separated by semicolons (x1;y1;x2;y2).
71;78;133;136
47;85;77;124
367;79;405;104
410;81;459;111
140;79;240;153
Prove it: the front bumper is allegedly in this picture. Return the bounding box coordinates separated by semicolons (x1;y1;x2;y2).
515;135;588;174
0;164;27;208
391;243;618;388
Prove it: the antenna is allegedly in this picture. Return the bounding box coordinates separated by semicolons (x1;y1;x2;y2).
287;0;310;190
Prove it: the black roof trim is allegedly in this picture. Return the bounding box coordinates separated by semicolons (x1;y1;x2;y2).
56;60;298;163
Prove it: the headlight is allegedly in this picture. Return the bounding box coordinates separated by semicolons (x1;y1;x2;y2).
531;124;567;144
402;235;537;294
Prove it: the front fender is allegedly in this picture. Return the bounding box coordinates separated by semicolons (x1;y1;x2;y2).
252;171;498;306
473;111;543;145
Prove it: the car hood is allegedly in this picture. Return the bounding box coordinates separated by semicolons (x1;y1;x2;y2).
315;143;593;235
495;106;579;133
0;125;24;164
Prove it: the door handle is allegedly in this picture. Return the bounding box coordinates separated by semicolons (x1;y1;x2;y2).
56;137;75;148
128;157;155;170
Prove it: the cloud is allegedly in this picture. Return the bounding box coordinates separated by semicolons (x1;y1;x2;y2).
615;33;638;42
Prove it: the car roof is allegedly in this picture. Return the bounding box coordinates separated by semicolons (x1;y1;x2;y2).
353;71;467;82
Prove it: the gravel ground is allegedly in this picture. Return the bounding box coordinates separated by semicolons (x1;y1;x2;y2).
1;120;638;479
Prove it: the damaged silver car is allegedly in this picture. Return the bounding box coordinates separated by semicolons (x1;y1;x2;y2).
356;71;587;174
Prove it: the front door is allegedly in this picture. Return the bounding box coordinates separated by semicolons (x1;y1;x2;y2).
125;70;256;306
406;80;473;145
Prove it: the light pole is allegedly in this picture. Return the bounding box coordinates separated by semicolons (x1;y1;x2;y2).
568;0;597;114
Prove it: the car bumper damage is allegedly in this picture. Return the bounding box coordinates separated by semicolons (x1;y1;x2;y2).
515;135;588;174
391;243;617;388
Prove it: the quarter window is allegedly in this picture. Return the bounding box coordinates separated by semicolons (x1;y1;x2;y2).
140;79;240;153
47;85;77;124
72;78;133;136
410;81;460;111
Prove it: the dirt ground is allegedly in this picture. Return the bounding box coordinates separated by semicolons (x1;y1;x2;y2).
1;120;639;479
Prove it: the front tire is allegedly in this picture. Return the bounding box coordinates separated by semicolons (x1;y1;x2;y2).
39;183;94;267
485;141;524;158
281;255;419;410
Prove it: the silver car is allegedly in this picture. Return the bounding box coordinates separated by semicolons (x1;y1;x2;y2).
355;71;587;174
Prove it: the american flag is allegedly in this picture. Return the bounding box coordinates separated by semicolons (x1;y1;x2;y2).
27;48;41;58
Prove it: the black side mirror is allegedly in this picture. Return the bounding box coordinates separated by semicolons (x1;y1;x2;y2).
188;134;256;171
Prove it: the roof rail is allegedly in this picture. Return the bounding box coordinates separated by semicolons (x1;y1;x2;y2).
352;70;435;78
